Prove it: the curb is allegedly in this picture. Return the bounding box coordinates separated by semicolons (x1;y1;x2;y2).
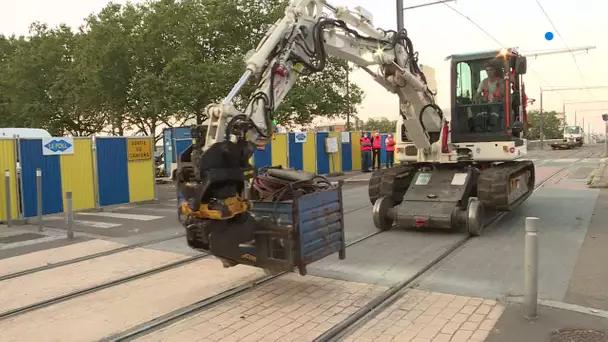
506;296;608;319
587;162;608;188
343;178;371;183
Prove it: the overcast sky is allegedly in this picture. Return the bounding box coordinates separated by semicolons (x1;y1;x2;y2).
1;0;607;132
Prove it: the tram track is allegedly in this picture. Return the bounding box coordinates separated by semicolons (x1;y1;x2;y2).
101;227;384;341
314;150;600;341
0;193;378;324
2;146;594;284
102;151;598;342
1;149;599;340
1;184;374;284
0;233;188;282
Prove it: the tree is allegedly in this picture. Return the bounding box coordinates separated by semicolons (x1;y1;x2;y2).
362;118;397;133
1;0;364;136
164;0;364;128
526;110;563;140
78;2;143;136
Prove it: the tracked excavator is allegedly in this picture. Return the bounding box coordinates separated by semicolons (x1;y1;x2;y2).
174;0;534;275
369;50;534;235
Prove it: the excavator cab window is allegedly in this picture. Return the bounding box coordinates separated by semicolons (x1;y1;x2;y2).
450;55;521;144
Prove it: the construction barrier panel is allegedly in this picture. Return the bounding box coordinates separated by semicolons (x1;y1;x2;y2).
161;128;398;176
287;132;316;173
96;136;155;207
0;138;19;221
315;132;343;174
341;132;353;172
350;132;362;171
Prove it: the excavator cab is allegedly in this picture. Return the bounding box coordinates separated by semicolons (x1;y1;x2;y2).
449;48;528;144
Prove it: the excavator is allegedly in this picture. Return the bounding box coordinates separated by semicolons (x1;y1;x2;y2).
174;0;534;275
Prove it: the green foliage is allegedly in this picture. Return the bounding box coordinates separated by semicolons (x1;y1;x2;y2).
0;0;364;137
362;118;397;133
526;110;563;140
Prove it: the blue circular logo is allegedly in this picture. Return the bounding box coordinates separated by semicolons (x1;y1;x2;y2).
545;32;554;41
295;133;306;141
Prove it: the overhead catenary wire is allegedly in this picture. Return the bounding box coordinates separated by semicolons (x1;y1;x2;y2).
533;0;594;100
442;2;565;102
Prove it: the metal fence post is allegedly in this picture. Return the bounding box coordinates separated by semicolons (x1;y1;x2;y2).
36;168;43;232
4;169;11;227
524;217;539;319
65;192;74;240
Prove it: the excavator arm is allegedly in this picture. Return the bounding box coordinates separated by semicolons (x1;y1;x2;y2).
201;0;445;155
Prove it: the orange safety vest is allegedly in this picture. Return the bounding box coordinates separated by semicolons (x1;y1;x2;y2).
481;77;502;101
372;135;381;149
360;137;372;151
385;137;395;151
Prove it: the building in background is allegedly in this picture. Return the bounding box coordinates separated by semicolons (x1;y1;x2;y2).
311;116;363;132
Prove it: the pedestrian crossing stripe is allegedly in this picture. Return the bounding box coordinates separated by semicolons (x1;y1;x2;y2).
0;235;65;250
77;212;163;221
45;216;122;229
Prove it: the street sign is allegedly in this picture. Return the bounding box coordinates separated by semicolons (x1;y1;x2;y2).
42;137;75;156
127;138;152;161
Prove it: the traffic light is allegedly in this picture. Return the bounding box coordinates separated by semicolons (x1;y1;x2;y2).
602;113;608;122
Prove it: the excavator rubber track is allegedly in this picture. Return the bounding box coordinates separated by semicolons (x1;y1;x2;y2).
477;160;536;211
368;164;417;205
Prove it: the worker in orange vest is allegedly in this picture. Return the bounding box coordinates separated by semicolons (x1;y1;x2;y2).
385;133;395;168
372;132;382;170
360;133;372;172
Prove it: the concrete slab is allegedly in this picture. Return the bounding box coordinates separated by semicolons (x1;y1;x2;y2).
0;260;264;341
416;187;599;302
486;301;608;342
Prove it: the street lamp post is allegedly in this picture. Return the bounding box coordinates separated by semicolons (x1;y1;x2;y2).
346;64;351;131
540;89;544;149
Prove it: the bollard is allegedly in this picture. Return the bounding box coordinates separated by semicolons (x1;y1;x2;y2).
524;217;539;319
65;192;74;240
36;169;43;232
4;170;11;227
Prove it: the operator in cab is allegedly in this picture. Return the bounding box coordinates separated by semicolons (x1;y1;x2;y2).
476;59;504;103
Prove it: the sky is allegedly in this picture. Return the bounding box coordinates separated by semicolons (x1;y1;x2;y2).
1;0;607;133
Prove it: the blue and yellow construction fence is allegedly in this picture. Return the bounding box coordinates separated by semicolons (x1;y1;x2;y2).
0;136;157;222
165;131;396;176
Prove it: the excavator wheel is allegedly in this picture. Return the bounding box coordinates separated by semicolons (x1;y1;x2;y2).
477;160;536;211
368;164;416;205
465;197;484;236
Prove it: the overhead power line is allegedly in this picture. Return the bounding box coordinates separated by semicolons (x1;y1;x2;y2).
442;2;563;100
533;0;594;99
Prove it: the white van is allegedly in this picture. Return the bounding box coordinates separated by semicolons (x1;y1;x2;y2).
0;128;52;138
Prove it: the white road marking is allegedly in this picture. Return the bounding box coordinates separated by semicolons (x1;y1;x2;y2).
45;216;122;229
77;212;163;221
0;235;65;250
